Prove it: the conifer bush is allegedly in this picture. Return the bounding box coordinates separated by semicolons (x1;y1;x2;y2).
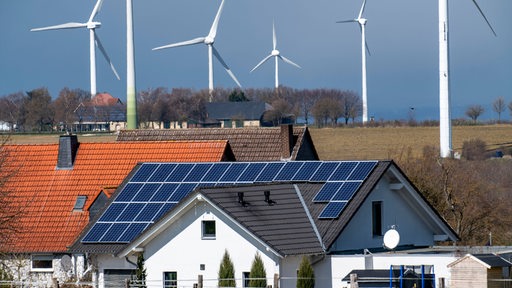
249;252;267;287
296;256;315;288
218;250;236;287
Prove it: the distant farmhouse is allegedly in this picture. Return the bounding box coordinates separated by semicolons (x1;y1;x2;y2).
72;93;126;132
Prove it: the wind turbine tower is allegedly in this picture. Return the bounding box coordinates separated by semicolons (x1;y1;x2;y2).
338;0;370;124
153;0;241;101
250;21;301;89
438;0;496;158
126;0;137;129
31;0;120;97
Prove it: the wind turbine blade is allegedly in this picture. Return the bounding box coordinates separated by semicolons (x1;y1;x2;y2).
89;0;104;22
250;54;273;72
212;46;242;87
153;37;205;50
208;0;226;40
279;55;301;69
358;0;367;19
471;0;497;36
95;32;120;80
30;22;87;31
272;21;277;50
336;19;357;24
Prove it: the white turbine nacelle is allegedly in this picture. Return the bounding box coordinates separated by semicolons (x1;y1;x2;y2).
87;22;101;29
271;49;280;56
358;18;367;25
204;37;214;45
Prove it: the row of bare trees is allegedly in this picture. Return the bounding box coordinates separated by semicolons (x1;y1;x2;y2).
465;96;512;123
395;142;512;245
0;86;361;131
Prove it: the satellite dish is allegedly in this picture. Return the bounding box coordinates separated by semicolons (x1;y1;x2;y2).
383;228;400;250
60;255;72;270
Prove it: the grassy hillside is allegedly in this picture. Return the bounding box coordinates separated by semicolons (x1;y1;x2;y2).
4;125;512;161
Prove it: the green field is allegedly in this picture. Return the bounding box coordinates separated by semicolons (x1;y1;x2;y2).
5;125;512;161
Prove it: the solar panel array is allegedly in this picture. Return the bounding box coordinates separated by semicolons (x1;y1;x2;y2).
82;161;377;243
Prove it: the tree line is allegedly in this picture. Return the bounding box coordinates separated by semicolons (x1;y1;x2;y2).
0;86;362;132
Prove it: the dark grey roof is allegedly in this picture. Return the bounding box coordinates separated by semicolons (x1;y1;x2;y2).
199;183;325;256
473;254;512;267
205;102;270;121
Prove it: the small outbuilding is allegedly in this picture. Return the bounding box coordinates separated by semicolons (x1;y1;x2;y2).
448;253;512;288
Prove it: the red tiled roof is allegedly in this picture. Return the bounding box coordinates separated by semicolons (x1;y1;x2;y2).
90;93;122;106
1;140;230;253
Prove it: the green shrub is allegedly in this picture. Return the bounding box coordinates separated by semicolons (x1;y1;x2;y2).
296;256;315;288
218;250;236;287
249;252;267;288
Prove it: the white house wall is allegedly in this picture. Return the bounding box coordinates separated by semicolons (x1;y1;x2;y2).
332;176;436;252
143;201;281;288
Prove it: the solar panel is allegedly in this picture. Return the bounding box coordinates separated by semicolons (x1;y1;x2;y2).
202;163;230;182
274;162;303;181
131;163;158;182
319;201;347;219
115;183;143;202
293;161;321;181
148;163;177;182
238;162;266;181
310;162;339;181
82;161;378;243
329;161;358;181
313;182;343;202
256;162;285;182
184;163;212;182
133;183;161;202
349;161;377;180
332;182;361;201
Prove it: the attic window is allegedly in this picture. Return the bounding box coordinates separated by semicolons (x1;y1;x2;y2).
202;220;216;239
73;196;87;211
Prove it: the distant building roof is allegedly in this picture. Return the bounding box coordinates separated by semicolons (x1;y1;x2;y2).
449;253;512;268
91;93;123;106
116;125;319;161
0;137;233;253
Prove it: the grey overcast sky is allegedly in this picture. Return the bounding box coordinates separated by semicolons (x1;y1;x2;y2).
1;0;511;121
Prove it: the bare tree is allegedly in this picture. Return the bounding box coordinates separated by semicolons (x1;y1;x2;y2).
24;88;54;132
465;104;484;123
492;97;506;123
0;92;26;132
53;87;90;131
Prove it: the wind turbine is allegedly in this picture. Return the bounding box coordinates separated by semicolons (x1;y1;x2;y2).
337;0;370;124
30;0;120;97
153;0;241;101
250;21;301;89
438;0;496;158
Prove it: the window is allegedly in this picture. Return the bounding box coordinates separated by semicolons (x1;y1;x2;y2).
73;195;87;211
242;271;250;288
372;201;383;236
163;271;177;288
202;220;216;239
31;255;53;271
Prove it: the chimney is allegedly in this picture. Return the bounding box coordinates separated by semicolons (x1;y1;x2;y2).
280;124;294;159
57;134;79;170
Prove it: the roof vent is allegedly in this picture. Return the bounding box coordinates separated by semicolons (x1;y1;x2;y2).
57;134;79;170
264;190;276;206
